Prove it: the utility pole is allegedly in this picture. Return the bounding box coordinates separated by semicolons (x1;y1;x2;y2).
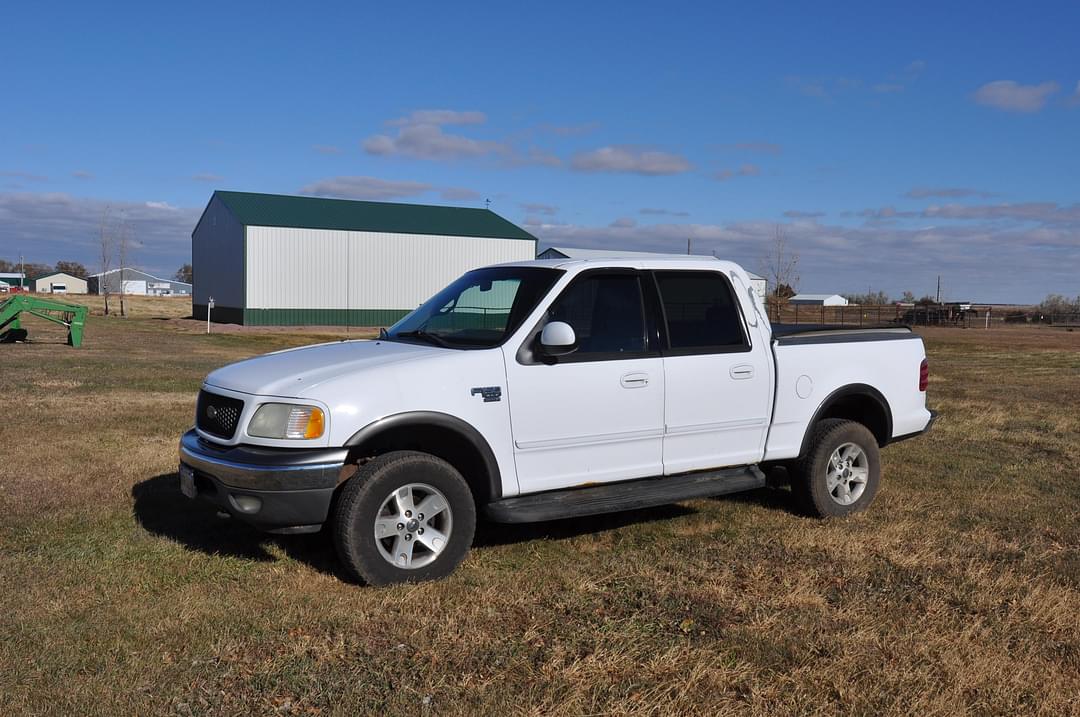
936;275;941;303
687;238;691;255
19;254;25;290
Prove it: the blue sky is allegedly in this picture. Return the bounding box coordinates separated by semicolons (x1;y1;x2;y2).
2;0;1078;302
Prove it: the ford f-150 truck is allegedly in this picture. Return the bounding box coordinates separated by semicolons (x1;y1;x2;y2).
179;257;935;584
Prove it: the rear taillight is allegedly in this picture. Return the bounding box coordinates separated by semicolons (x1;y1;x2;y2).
919;358;929;391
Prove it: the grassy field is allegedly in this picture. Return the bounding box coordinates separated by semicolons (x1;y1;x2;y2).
2;297;1079;715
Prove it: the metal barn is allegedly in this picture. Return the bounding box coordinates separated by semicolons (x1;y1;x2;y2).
88;268;192;296
191;191;538;326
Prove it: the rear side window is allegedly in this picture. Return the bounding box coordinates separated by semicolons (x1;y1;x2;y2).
654;271;749;352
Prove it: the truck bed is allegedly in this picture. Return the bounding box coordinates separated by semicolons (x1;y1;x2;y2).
771;324;918;346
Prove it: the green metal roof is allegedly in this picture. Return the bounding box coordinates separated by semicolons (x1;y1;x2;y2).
212;191;537;241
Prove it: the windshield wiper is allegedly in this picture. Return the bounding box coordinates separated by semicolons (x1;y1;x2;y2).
391;329;453;348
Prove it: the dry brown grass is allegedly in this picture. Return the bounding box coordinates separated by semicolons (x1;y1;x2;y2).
2;313;1079;715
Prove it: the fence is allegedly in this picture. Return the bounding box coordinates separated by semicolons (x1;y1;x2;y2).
765;301;1080;329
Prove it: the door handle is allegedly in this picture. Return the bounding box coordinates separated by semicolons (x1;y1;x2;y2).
730;364;755;380
620;372;650;388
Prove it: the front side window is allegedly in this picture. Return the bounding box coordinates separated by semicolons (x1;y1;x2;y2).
388;267;561;349
547;274;647;356
654;271;749;351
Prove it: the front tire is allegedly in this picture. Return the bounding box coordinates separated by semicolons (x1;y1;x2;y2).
791;419;881;518
332;451;476;585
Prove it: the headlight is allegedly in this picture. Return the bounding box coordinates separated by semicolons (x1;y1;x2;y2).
248;403;325;439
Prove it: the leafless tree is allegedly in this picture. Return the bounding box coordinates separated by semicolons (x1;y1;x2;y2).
758;225;800;299
99;206;113;315
117;212;129;317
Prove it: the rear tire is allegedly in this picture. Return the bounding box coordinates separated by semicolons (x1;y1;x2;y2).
791;419;881;518
332;451;476;585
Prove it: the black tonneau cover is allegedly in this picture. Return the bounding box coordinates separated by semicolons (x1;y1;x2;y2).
771;324;918;346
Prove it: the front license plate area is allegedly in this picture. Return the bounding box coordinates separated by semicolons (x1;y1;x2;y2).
179;464;197;499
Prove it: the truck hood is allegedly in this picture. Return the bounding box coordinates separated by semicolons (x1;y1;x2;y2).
204;339;441;397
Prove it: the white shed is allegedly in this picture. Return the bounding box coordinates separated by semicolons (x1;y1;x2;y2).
192;191;537;325
33;272;88;294
789;293;849;306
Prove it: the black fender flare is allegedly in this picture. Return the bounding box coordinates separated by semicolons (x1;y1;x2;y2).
797;383;893;457
344;411;502;501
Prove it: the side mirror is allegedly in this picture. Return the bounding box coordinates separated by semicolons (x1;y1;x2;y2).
539;321;578;356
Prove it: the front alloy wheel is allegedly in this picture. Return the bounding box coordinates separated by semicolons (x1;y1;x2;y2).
373;483;453;569
333;451;476;585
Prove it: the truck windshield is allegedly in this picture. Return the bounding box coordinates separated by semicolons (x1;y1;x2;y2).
385;266;562;349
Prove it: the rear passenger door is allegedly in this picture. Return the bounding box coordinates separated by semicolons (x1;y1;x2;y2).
654;270;771;474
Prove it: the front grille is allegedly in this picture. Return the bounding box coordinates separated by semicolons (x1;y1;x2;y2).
196;390;244;439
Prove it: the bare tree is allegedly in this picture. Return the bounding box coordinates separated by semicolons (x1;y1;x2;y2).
758;225;800;300
117;212;129;317
99;207;113;315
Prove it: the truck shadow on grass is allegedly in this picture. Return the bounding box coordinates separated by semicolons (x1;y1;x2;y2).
132;473;349;579
132;473;798;579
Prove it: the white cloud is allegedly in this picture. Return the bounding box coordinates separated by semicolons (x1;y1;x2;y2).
609;217;637;228
440;186;481;201
72;170;94;180
784;210;825;219
1;170;47;182
539;122;600;136
529;210;1080;302
362;109;512;162
364;123;507;161
640;207;689;217
715;164;760;181
972;80;1060;113
905;187;998;199
1069;80;1080;106
521;203;558;215
298;176;432;200
0;192;200;276
923;201;1080;224
570;146;691;175
719;142;782;155
387;110;487;127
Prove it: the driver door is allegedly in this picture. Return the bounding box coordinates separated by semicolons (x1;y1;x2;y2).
502;271;665;494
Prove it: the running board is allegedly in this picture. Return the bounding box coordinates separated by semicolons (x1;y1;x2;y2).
484;466;766;524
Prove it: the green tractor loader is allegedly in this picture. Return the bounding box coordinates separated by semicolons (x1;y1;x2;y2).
0;295;88;347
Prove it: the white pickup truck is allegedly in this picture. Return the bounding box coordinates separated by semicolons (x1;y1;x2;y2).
179;257;935;584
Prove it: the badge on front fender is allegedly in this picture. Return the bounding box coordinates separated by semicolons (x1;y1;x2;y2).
470;386;502;402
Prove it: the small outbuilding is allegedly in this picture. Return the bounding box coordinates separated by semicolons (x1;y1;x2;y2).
0;272;27;290
33;272;88;294
538;246;769;301
88;268;192;296
789;293;849;306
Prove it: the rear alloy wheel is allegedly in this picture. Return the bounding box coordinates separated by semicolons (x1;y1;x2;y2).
333;451;476;585
792;419;881;518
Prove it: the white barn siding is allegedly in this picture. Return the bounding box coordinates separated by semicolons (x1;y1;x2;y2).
245;226;534;311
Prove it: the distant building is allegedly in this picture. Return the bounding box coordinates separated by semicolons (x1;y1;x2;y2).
0;272;27;290
88;268;192;296
538;246;768;300
191;190;536;325
789;293;849;306
33;272;88;294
